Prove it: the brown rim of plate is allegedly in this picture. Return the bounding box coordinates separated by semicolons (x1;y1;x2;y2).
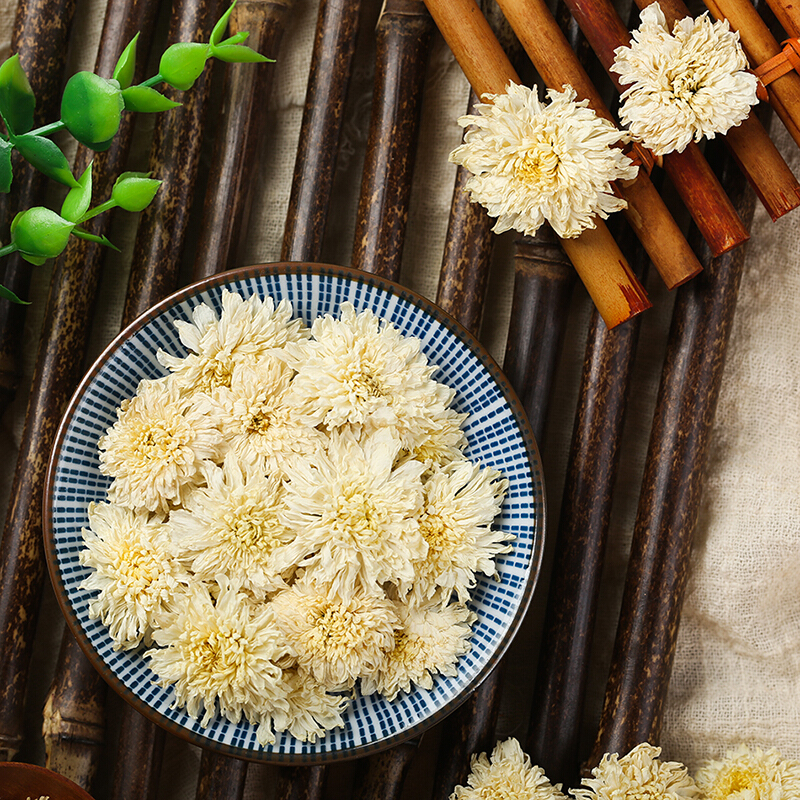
42;261;546;764
0;761;97;799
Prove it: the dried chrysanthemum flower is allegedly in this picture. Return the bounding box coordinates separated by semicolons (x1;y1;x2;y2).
695;744;800;799
99;377;223;514
278;668;348;742
408;460;510;604
449;82;637;239
284;303;456;450
451;737;567;800
157;289;309;393
271;575;398;688
196;359;324;479
361;597;475;701
80;502;187;650
147;578;291;746
573;742;700;800
168;456;295;596
276;428;427;595
611;3;758;155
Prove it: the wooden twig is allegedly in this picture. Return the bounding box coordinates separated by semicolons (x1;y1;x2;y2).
281;0;362;262
192;0;293;280
350;0;433;281
275;766;327;800
0;0;77;413
587;122;758;773
0;0;161;764
195;750;248;800
560;0;800;223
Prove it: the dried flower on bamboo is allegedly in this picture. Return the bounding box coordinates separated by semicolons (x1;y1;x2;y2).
449;82;637;239
168;456;294;596
611;3;758;155
695;744;800;799
573;742;700;800
99;377;223;514
158;289;309;393
361;598;475;701
147;578;292;746
80;501;187;650
451;737;567;800
271;575;398;688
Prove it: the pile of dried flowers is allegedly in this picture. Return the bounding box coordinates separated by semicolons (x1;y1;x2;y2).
79;290;511;745
451;738;800;800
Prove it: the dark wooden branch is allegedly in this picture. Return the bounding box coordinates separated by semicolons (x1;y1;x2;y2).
195;750;248;800
281;0;362;262
352;740;420;800
0;0;77;413
109;708;166;800
350;0;433;280
587;128;758;773
192;0;293;280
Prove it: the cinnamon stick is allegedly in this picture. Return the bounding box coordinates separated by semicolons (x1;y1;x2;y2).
350;0;433;281
701;0;800;149
281;0;362;262
0;0;77;414
192;0;292;280
424;0;650;327
558;0;800;222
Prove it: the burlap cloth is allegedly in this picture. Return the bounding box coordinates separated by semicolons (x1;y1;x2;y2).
0;0;798;795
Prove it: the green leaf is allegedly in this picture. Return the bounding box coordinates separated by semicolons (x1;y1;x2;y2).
159;42;209;91
210;2;236;48
15;134;79;187
111;171;161;212
61;161;93;222
113;33;139;90
61;72;124;151
0;138;12;192
0;283;30;304
211;44;272;64
121;85;181;113
0;55;35;135
11;206;74;259
72;228;120;250
20;253;47;265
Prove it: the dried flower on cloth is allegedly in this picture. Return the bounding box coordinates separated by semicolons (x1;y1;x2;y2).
450;737;568;800
611;3;758;155
449;82;637;239
695;744;800;799
80;501;187;650
573;742;700;800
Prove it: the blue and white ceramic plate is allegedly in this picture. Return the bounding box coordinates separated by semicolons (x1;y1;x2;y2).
44;263;545;763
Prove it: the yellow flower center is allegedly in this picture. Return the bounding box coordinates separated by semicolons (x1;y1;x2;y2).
135;422;185;463
514;141;560;187
221;501;284;556
306;603;364;651
186;627;245;686
671;69;702;101
197;353;235;391
711;766;761;797
333;488;383;544
346;362;385;401
111;540;164;595
419;511;463;556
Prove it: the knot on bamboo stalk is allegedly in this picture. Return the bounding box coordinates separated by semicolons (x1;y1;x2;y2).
753;38;800;100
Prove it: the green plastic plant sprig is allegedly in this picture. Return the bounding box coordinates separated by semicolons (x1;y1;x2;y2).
0;1;272;304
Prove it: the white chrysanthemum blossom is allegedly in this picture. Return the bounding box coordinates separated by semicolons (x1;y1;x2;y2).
611;3;758;155
270;576;398;688
451;737;568;800
157;290;309;394
278;668;348;742
407;461;510;604
695;744;800;799
196;359;324;479
397;407;469;474
147;578;292;746
98;378;224;514
275;428;427;595
573;742;700;800
80;502;188;650
361;598;475;701
284;303;455;450
449;82;636;239
168;457;295;596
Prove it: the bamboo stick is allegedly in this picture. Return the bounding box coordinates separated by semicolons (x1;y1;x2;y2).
0;0;78;413
764;0;800;38
274;766;327;800
281;0;362;262
495;0;747;266
192;0;292;280
352;741;419;800
587;129;757;771
350;0;433;281
701;0;800;150
195;750;248;800
423;0;648;327
0;0;162;763
559;0;800;222
110;708;166;800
